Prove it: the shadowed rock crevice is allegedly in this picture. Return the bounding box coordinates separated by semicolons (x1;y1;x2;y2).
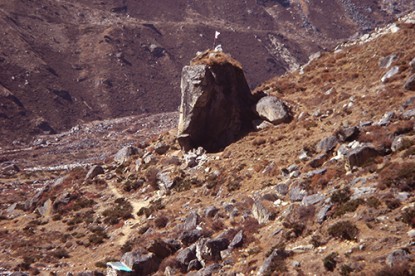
178;51;259;152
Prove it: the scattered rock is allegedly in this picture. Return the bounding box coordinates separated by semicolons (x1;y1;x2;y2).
381;66;399;83
37;199;53;217
177;53;257;152
85;165;104;180
302;193;325;206
157;170;176;191
316;136;338;153
391;136;413;152
404;74;415;91
257;248;288;276
379;54;397;68
346;145;379;169
229;230;244;249
407;229;415;238
196;237;229;265
196;263;222;276
402;109;415;119
114;146;139;164
375;111;395;126
187;259;202;271
176;245;197;268
289;185;308;202
336;126;359;142
316;204;332;224
204;206;219;218
385;249;410;267
410;57;415;71
275;183;289;196
121;250;160;275
154;142;169;155
147;238;177;259
183;211;201;231
0;163;20;176
255;96;291;125
308;153;327;168
306;168;327;178
252;200;276;224
180;229;204;246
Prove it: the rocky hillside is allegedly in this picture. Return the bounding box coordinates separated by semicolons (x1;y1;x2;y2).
1;10;415;276
1;0;415;146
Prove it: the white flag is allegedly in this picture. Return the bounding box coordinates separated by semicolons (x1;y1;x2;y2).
215;31;220;39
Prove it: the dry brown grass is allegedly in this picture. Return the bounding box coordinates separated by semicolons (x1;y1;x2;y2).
191;50;243;69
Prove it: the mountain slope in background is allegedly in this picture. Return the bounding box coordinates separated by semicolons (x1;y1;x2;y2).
1;11;415;275
0;0;414;145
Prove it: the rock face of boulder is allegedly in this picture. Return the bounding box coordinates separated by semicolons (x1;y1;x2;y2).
177;52;258;152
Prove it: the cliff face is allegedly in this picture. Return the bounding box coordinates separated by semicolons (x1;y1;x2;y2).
0;0;414;145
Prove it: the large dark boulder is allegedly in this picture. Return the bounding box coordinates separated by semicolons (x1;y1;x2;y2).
178;51;259;152
121;250;160;276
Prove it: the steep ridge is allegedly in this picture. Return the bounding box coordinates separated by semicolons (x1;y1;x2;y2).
0;0;414;145
1;12;415;275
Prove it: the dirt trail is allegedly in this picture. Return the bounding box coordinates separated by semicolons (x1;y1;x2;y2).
106;180;149;245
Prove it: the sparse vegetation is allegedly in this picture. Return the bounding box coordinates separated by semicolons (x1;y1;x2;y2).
328;221;359;241
102;198;133;225
401;207;415;227
331;187;351;204
332;198;364;218
380;162;415;191
323;252;338;272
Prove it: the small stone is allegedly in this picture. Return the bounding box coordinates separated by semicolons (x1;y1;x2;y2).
157;171;176;191
275;183;289;196
391;136;413;152
252;200;276;224
292;261;301;268
114;146;139;164
183;211;200;231
187;259;202;271
376;111;395;126
346;145;379;170
379;54;397;68
229;230;244;249
302;193;325;206
85;165;104;180
306;168;327;178
381;66;399;83
337;126;359;142
402;109;415;120
386;249;410;267
410;57;415;71
289;185;308;202
407;229;415;238
154;142;169;155
308;153;327;168
196;238;229;265
316;204;332;224
316;136;338;153
176;245;197;267
258;249;288;275
404;74;415;91
204;206;219;218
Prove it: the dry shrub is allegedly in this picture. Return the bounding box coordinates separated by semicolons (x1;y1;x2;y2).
358;125;392;150
388;120;414;136
328;221;359;241
331;199;364;218
310;167;345;191
102;198;133;225
376;263;413;276
379;161;415;191
331;187;351;204
323;252;338;272
401;207;415;227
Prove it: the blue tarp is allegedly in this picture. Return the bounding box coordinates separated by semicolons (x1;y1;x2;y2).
106;262;133;272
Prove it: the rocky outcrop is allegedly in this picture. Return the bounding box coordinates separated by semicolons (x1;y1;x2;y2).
177;51;258;152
